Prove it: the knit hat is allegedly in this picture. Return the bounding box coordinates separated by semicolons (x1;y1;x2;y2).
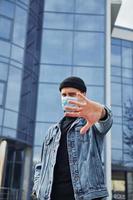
59;76;87;93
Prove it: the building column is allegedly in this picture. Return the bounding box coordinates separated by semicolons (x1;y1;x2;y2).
105;0;112;200
21;147;33;200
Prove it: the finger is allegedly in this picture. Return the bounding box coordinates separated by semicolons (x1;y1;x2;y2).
80;121;91;134
65;106;82;112
68;100;86;107
64;112;80;118
77;93;88;101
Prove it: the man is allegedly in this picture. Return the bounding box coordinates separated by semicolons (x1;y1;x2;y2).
32;76;113;200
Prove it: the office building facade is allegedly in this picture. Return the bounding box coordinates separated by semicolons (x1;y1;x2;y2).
0;0;133;199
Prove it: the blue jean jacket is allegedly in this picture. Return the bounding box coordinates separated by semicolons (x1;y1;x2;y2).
33;106;113;200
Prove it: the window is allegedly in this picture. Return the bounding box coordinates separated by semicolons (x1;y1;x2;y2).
0;40;11;57
0;1;15;18
0;62;8;81
11;45;24;64
75;15;104;31
0;17;12;40
74;32;104;66
0;82;5;107
122;47;132;68
86;86;104;103
45;0;74;12
112;83;122;106
6;67;22;111
75;0;105;14
41;30;73;64
73;67;104;86
13;6;28;47
4;110;18;129
39;65;71;83
112;124;122;149
36;83;63;122
111;45;121;66
43;13;73;30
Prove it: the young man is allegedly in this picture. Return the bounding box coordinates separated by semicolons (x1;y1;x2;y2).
32;76;113;200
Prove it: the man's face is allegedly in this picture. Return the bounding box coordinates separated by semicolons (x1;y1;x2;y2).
61;87;85;98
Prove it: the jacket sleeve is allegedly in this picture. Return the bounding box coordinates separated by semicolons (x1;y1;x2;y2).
94;106;113;135
32;142;44;195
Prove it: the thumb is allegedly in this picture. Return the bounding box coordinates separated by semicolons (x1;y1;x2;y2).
80;121;91;134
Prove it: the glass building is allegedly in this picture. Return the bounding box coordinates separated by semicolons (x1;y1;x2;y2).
0;0;133;200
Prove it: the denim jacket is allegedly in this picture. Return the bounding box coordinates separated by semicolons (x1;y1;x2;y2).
32;106;113;200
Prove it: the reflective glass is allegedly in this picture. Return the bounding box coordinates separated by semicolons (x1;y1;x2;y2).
122;68;132;78
0;17;12;40
39;65;71;83
45;0;74;12
112;106;122;117
86;86;104;103
11;45;24;64
111;66;121;76
74;32;104;66
0;41;10;57
0;1;15;18
0;62;8;81
0;82;5;106
4;110;18;129
122;85;133;103
112;124;122;149
122;47;132;68
43;13;73;30
112;83;121;105
76;0;105;14
13;6;28;47
73;67;104;86
112;149;122;162
35;122;54;145
41;30;73;64
111;45;121;66
36;83;63;122
2;127;16;138
0;108;3;125
6;67;22;111
75;15;104;31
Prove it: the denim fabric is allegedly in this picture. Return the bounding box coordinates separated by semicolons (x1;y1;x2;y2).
32;106;113;200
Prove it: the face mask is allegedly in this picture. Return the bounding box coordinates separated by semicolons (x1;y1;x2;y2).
61;96;78;112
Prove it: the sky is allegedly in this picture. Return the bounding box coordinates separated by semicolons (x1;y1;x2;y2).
115;0;133;30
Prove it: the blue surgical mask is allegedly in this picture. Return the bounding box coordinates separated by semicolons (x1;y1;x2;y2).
61;96;78;112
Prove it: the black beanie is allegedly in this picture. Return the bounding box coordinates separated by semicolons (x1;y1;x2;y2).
59;76;87;93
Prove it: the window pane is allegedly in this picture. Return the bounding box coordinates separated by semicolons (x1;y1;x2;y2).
43;13;73;30
0;82;5;106
122;68;133;78
0;17;12;40
0;41;10;57
0;108;3;125
39;65;71;83
11;45;24;64
41;30;73;64
76;0;105;14
112;83;122;106
111;66;121;76
111;45;121;66
112;124;122;149
0;1;15;18
45;0;74;12
13;6;28;47
0;62;8;81
74;32;104;66
112;149;122;163
73;67;104;86
86;86;104;103
2;127;16;138
75;15;104;31
36;84;63;122
4;110;18;129
6;67;22;111
122;47;132;68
